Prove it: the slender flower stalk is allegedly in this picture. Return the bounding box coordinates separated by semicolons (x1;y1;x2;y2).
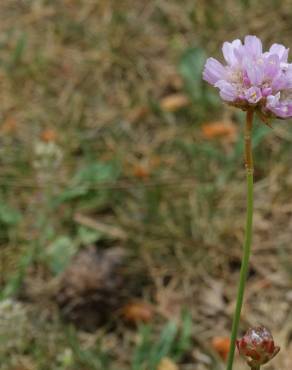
226;109;254;370
202;35;285;370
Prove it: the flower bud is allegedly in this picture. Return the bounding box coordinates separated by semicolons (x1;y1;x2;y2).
236;326;280;368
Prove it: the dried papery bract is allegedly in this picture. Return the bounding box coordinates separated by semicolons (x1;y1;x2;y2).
237;326;280;369
202;35;290;370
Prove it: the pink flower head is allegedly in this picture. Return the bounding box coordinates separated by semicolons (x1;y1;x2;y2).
236;326;280;368
203;35;292;120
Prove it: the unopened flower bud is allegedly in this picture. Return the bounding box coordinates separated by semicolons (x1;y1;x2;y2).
236;326;280;368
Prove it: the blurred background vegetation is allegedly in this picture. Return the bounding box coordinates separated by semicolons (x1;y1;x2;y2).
0;1;292;369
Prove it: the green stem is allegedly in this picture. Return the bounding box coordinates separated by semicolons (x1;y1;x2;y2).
226;110;254;370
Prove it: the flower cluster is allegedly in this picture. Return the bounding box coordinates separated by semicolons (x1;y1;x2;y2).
236;326;280;368
203;35;292;120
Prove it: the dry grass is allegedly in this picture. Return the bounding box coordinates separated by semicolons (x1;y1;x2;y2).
0;1;292;369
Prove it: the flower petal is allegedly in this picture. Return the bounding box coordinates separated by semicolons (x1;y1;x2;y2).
244;35;263;58
245;87;262;104
264;54;280;79
222;39;242;65
245;60;264;86
215;80;238;101
266;93;292;118
272;65;292;90
203;57;227;85
269;43;289;62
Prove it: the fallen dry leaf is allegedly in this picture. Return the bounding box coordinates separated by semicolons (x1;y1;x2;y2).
149;155;161;168
1;116;18;134
132;164;150;179
40;128;57;142
121;301;153;324
157;357;179;370
160;93;189;112
201;121;237;141
132;156;161;179
127;106;149;124
211;336;230;361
